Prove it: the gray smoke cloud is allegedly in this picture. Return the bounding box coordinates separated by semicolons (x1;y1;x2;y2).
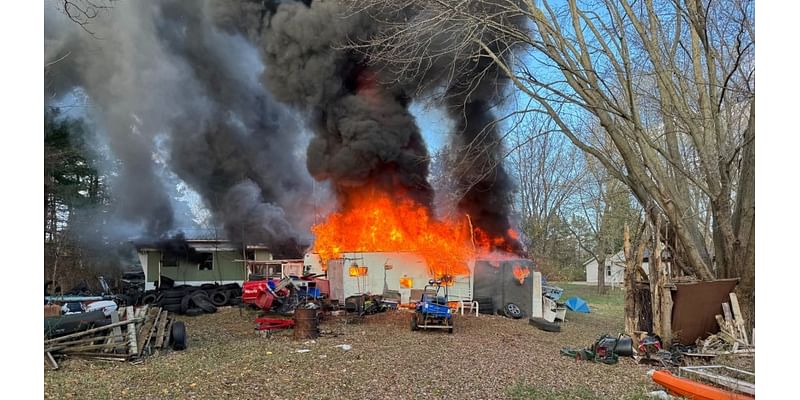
45;0;315;257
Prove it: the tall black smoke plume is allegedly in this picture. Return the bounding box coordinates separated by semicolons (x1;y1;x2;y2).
210;0;523;253
210;0;434;208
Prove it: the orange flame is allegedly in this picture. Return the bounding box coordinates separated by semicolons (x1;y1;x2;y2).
512;264;530;284
312;188;479;278
399;276;414;288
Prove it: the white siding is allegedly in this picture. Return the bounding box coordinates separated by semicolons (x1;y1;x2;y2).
323;251;473;304
584;251;640;285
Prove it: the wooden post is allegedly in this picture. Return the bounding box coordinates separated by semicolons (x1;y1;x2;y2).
649;217;663;340
126;306;138;355
531;271;543;319
45;352;58;370
662;285;673;347
729;293;750;346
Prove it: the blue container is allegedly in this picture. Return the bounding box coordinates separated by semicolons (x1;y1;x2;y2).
267;281;276;290
307;287;321;299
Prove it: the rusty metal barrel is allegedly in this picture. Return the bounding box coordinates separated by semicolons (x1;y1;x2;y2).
293;307;319;340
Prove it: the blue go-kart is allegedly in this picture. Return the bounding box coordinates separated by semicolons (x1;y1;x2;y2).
411;279;454;334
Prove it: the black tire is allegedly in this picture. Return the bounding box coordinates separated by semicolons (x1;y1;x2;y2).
141;293;158;305
210;291;230;307
200;283;217;290
158;296;182;306
529;317;561;332
160;289;186;299
194;297;218;313
163;303;182;313
411;314;419;331
229;297;243;306
505;303;523;319
180;294;195;314
171;321;187;350
190;289;209;299
185;308;204;317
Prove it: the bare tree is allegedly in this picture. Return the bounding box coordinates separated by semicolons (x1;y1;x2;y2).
347;0;755;329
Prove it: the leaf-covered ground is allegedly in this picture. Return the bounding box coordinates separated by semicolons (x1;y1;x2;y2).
44;284;672;399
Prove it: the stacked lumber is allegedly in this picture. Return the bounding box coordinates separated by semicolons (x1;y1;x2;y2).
698;293;753;355
44;305;177;369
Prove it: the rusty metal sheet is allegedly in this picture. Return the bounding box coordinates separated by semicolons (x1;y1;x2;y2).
670;278;739;345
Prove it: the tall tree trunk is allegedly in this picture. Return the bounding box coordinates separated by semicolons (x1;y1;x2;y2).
732;100;756;334
624;225;636;335
649;216;663;339
597;253;607;294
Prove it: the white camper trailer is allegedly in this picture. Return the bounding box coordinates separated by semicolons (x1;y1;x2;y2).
306;251;473;304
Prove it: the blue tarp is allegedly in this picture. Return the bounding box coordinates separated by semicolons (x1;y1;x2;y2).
564;296;590;313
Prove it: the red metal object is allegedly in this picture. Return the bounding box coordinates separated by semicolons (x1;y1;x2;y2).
255;290;274;310
242;280;268;304
254;317;294;331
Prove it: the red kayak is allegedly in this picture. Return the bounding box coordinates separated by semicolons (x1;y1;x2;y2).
649;370;754;400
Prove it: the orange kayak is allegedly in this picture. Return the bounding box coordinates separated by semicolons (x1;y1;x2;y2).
649;370;754;400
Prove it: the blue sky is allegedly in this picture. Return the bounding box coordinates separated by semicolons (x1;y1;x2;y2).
410;101;452;153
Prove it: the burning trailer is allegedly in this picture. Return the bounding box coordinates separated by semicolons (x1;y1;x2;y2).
306;250;556;322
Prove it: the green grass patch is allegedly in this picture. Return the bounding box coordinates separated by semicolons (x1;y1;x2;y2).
552;282;625;316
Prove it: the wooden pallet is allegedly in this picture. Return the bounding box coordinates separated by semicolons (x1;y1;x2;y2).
45;306;176;364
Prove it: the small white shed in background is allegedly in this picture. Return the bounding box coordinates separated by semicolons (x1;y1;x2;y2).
584;250;650;286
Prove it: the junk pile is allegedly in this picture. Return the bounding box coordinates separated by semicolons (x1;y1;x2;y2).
243;274;329;315
344;294;396;315
560;333;634;365
140;281;243;316
44;304;186;369
45;276;135;307
696;292;753;355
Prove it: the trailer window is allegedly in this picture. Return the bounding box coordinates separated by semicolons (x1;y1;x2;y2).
198;253;213;271
161;252;178;267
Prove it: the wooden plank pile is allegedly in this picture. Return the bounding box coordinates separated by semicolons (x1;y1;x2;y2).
44;305;177;369
699;293;753;355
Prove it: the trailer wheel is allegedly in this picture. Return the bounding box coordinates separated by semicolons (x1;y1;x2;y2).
411;314;419;331
448;319;454;334
505;302;523;319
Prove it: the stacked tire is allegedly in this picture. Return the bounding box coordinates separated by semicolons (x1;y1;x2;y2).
139;283;243;315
